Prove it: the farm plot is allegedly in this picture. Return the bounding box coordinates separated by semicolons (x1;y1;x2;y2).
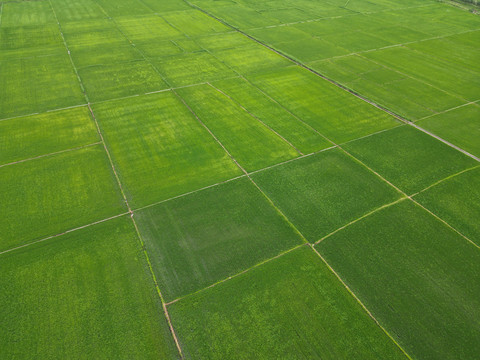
316;200;480;360
0;146;126;252
414;166;480;245
0;216;179;359
135;178;304;301
211;77;333;154
176;84;300;172
251;148;403;242
92;91;241;208
0;106;98;165
343;125;477;195
168;246;407;359
247;66;399;143
0;53;85;119
416;102;480;157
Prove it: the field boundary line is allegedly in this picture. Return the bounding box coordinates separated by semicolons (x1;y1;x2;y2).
338;124;405;146
315;198;407;245
414;100;480;122
50;1;185;356
246;3;436;31
411;165;480;196
207;82;304;155
165;244;307;306
0;212;130;256
309;244;414;360
0;103;88;123
185;0;480;164
0;142;102;168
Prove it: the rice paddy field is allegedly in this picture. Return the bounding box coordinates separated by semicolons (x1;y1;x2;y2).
1;0;479;358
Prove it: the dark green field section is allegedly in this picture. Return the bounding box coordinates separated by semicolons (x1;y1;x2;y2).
168;246;407;359
92;91;241;208
0;217;179;359
317;200;480;360
1;0;479;358
0;146;126;252
414;166;480;245
0;106;99;165
251;148;403;242
343;126;477;195
135;178;304;301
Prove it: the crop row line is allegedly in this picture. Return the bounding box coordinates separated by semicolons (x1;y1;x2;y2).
414;99;480;122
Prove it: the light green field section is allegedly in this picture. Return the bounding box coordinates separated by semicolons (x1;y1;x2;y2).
136;178;304;301
61;19;127;47
168;246;407;359
213;44;291;74
161;10;231;36
0;146;126;252
343;126;477;194
414;167;480;245
194;32;252;51
248;66;399;143
79;61;168;102
0;53;85;119
0;106;98;165
140;0;190;12
50;0;106;22
251;148;402;242
0;217;179;360
92;92;241;208
1;1;57;27
177;84;300;172
70;42;143;68
150;51;237;87
317;200;480;360
212;77;333;154
95;0;152;17
416;103;480;157
115;14;182;42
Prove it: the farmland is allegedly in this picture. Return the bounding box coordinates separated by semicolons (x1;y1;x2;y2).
1;0;479;359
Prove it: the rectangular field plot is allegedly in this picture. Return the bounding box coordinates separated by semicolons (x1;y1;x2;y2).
135;178;303;301
343;125;477;195
79;61;168;102
161;10;231;37
50;0;105;22
212;44;291;75
248;66;399;143
0;24;64;57
194;32;253;52
70;42;143;68
95;0;152;17
0;106;98;165
251;148;402;242
115;15;182;42
150;51;237;87
0;146;126;252
414;166;480;245
177;84;300;172
212;77;333;154
0;54;85;119
168;246;407;359
316;200;480;360
61;19;128;47
92;92;241;208
416;103;480;158
1;1;57;27
309;55;464;120
0;217;179;360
